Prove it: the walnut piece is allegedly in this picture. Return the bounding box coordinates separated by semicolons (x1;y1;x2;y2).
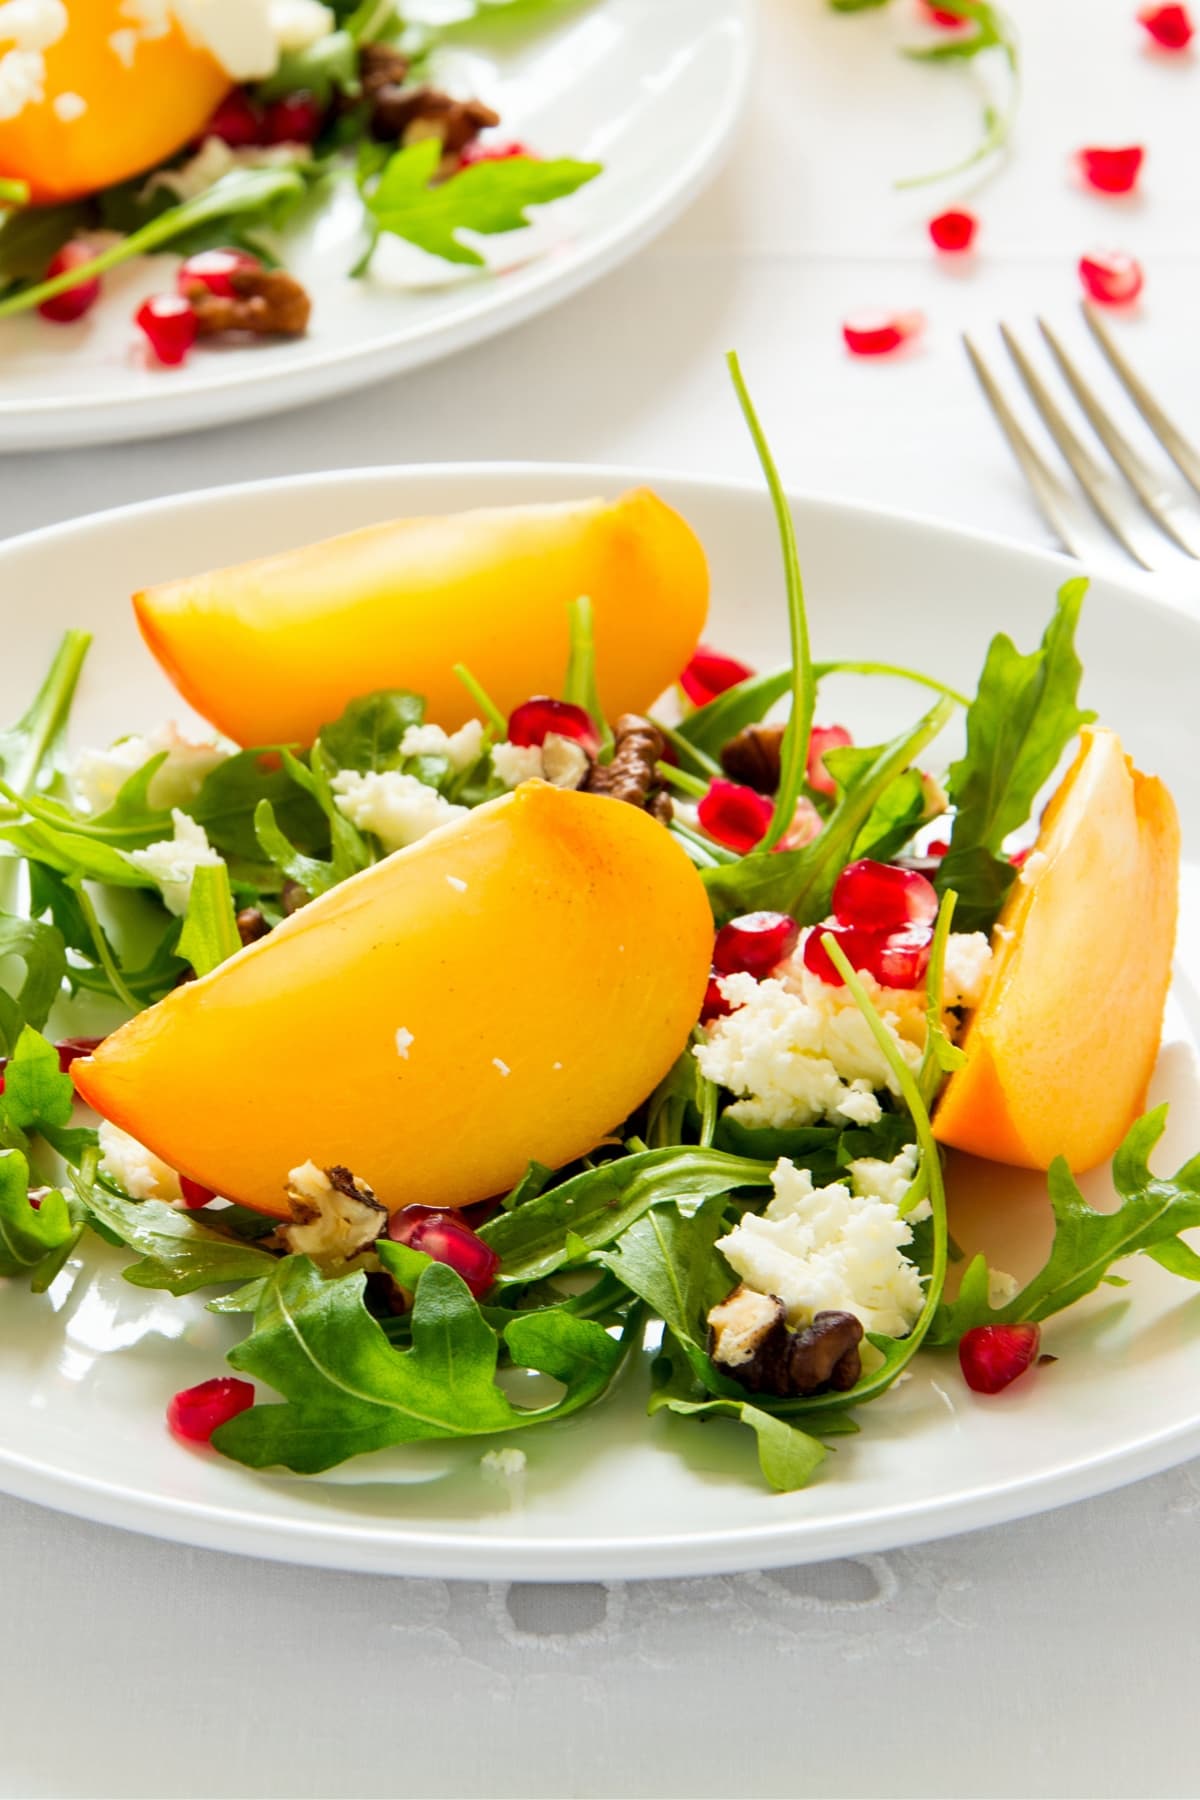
276;1160;387;1260
187;268;312;340
359;41;410;97
583;714;673;821
707;1285;864;1397
235;907;270;946
720;723;784;795
369;82;499;159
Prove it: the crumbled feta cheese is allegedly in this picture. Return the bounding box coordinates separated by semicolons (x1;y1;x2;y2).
146;137;300;202
491;742;544;787
279;1160;386;1259
0;47;42;116
268;0;335;52
127;810;223;916
717;1158;926;1338
942;931;994;1010
481;1447;527;1484
395;1027;413;1059
0;3;66;119
1018;848;1049;888
71;723;229;816
400;718;486;773
492;1058;511;1077
98;1121;182;1202
988;1268;1021;1308
848;1143;919;1211
331;769;466;853
446;875;468;893
107;28;138;66
171;0;277;79
920;769;949;820
51;88;85;119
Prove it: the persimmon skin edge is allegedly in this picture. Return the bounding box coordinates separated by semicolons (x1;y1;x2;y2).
73;784;714;1218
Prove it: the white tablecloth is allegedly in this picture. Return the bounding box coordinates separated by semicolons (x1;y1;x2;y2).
3;4;1198;1795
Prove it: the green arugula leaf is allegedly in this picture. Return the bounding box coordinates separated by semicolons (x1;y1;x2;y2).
936;578;1094;931
0;815;159;890
0;916;68;1054
257;28;359;102
319;690;426;773
0;202;85;291
0;631;90;803
80;1180;279;1297
647;1330;830;1491
213;1254;629;1473
358;137;601;269
0;1147;73;1282
597;1197;732;1339
562;596;610;750
0;1027;74;1140
188;750;327;862
178;864;242;978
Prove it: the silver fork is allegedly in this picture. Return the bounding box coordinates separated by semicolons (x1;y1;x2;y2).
964;302;1200;571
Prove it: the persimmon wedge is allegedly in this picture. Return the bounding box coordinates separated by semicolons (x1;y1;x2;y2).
73;784;713;1218
934;727;1180;1172
133;490;709;747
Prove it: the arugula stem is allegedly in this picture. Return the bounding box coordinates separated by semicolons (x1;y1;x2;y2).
69;881;141;1015
813;660;970;708
453;662;508;736
919;888;959;1108
658;762;709;800
650;719;721;780
0;629;90;803
669;817;738;866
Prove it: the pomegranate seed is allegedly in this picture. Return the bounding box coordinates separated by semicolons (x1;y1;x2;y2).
458;139;536;166
56;1036;103;1072
697;779;775;854
958;1322;1042;1394
701;972;733;1024
713;911;800;979
802;922;876;987
842;311;924;357
201;88;262;147
1138;2;1194;47
1009;845;1031;869
679;645;755;708
1079;250;1145;305
37;244;102;323
507;695;599;754
870;924;933;987
1078;145;1144;195
179;1176;218;1210
920;1;967;23
177;247;261;299
136;294;199;366
388;1206;500;1299
833;858;938;931
261;90;325;145
806;724;852;797
929;208;978;252
167;1376;255;1443
926;837;950;858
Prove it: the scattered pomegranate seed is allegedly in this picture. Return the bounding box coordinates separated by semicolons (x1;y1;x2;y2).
56;1036;103;1072
1078;249;1145;305
388;1206;500;1298
926;838;950;858
697;779;775;854
833;858;938;931
179;1176;218;1209
136;294;199;366
201;88;262;147
802;922;876;988
1078;145;1145;195
458;139;536;166
167;1376;255;1443
679;646;755;708
177;247;261;299
37;244;102;323
803;918;934;990
958;1322;1042;1394
1138;2;1194;47
713;911;800;979
806;724;852;797
701;973;733;1025
929;209;978;253
261;89;325;145
872;925;934;987
920;1;967;24
507;695;599;754
842;311;924;357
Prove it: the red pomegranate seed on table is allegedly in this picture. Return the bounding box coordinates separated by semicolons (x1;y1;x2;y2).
713;911;800;979
679;646;755;708
806;724;852;797
701;973;733;1024
37;244;102;323
1078;145;1145;194
388;1206;500;1298
261;90;326;145
929;209;978;253
458;140;536;166
1078;249;1145;305
833;858;939;931
920;1;967;24
136;295;199;366
201;89;262;147
697;779;775;854
1138;2;1194;47
179;1176;218;1210
167;1376;255;1443
958;1322;1042;1394
842;311;924;357
507;695;599;753
177;247;262;298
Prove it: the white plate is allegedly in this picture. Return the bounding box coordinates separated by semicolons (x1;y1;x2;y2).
2;464;1199;1581
0;0;751;451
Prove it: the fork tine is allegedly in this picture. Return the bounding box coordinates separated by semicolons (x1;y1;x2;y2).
1082;301;1200;499
962;333;1101;561
1037;317;1200;560
997;322;1157;571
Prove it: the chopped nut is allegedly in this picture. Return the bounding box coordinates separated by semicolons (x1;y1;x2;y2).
275;1159;387;1260
369;83;499;160
720;723;784;795
707;1285;864;1397
235;907;270;946
584;714;673;821
281;878;309;915
188;268;312;339
541;731;591;790
359;41;410;97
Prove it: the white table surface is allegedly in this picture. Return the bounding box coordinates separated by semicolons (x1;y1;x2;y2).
3;4;1199;1796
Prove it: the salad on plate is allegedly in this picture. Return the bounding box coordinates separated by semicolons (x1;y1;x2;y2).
0;356;1191;1495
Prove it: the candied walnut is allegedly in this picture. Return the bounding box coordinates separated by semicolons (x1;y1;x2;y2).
281;878;309;915
707;1285;864;1397
275;1159;387;1260
584;714;673;821
369;82;499;160
187;269;312;340
359;41;410;97
235;907;270;946
720;723;784;795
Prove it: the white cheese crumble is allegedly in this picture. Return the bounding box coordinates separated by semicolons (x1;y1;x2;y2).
492;1057;511;1077
146;136;302;202
491;742;544;788
717;1157;926;1338
0;0;66;121
51;87;84;119
481;1446;527;1481
446;875;468;893
71;722;229;816
171;0;277;80
1018;848;1050;889
98;1121;182;1203
400;718;486;773
107;27;138;66
941;931;994;1009
127;810;222;916
988;1268;1020;1307
268;0;335;53
394;1027;413;1059
331;769;466;853
847;1143;919;1211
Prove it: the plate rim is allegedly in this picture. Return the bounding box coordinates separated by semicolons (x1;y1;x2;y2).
1;460;1198;1582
